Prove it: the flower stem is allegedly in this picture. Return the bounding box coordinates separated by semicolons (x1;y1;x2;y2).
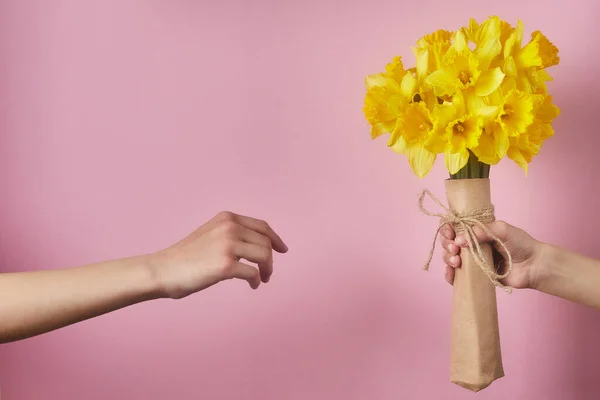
450;151;490;179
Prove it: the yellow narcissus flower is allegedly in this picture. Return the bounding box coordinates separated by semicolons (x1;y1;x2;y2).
503;22;560;80
471;121;509;165
391;101;447;178
430;93;483;174
507;119;553;174
506;93;559;173
531;30;560;68
363;57;414;139
415;29;454;77
459;16;502;70
496;89;535;137
482;78;535;137
364;17;559;178
363;84;398;139
425;31;505;98
535;95;560;123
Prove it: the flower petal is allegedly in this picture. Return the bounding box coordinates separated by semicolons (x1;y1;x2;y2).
493;127;509;158
507;147;529;175
453;31;469;53
474;17;501;69
370;121;397;140
384;56;406;83
516;41;542;69
391;135;407;154
365;74;394;90
472;132;501;165
503;20;523;58
407;145;436;178
400;73;417;99
475;67;505;96
444;149;469;175
531;31;560;68
415;48;429;78
536;95;560;123
425;70;456;96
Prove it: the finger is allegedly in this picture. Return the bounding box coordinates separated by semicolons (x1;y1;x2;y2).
441;237;459;255
234;242;273;283
455;221;510;247
229;261;261;289
439;224;456;241
445;265;455;285
443;251;461;268
216;212;288;253
238;227;275;282
238;225;273;249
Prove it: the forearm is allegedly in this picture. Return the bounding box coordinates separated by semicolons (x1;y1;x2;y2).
0;256;161;343
534;244;600;309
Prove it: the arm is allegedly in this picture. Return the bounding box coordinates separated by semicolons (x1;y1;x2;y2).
0;256;158;343
440;221;600;309
0;211;288;343
535;244;600;309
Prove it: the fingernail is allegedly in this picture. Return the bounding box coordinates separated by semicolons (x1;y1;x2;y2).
447;243;457;253
450;256;459;266
455;237;467;247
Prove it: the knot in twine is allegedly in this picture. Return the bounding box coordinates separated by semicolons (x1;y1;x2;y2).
418;190;513;294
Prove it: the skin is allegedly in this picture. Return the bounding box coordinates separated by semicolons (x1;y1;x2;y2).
440;221;600;309
0;211;288;343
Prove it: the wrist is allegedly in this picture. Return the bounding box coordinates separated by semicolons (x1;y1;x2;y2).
529;242;555;290
138;253;169;300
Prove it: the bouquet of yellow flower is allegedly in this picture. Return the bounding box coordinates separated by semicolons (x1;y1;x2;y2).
363;16;559;391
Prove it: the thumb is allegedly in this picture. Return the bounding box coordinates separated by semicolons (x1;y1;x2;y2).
455;221;510;247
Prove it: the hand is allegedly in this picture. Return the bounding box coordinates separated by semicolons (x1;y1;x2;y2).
440;221;543;289
149;211;288;299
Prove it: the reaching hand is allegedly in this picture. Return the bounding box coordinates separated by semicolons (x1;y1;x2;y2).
150;211;288;299
439;220;543;289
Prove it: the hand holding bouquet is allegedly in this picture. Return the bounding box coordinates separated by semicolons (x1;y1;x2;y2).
363;16;559;391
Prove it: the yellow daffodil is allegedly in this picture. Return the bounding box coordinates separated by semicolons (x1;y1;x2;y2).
431;93;484;173
363;57;412;139
535;95;560;123
390;101;447;178
417;29;454;47
531;31;560;68
503;22;559;80
415;29;454;78
499;20;515;47
482;79;535;137
495;89;535;137
363;84;398;139
425;31;505;98
363;17;559;178
507;119;551;174
459;16;502;70
506;94;558;173
471;121;509;165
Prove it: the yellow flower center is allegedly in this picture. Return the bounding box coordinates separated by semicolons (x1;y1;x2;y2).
419;121;433;132
501;106;514;121
459;71;472;85
452;122;466;137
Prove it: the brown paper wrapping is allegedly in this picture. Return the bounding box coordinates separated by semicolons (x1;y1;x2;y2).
445;178;504;392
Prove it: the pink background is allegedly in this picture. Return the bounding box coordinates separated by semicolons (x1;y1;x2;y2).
1;0;599;399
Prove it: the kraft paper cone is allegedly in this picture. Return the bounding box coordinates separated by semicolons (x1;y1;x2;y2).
445;178;504;392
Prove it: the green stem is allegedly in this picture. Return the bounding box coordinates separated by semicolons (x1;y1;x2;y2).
450;151;490;179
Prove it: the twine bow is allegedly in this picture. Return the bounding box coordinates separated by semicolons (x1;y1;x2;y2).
418;189;513;294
